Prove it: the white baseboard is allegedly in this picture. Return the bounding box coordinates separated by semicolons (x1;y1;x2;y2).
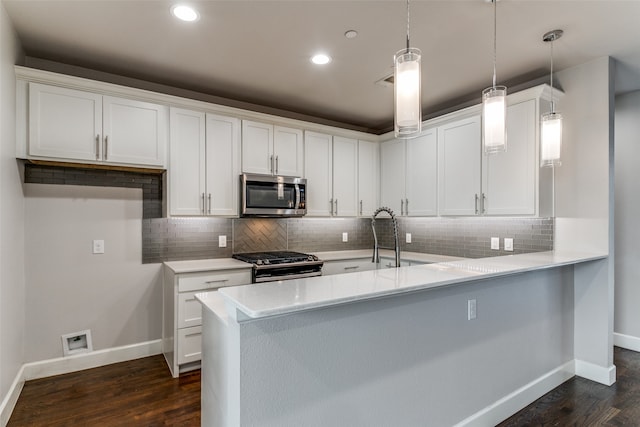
614;332;640;352
0;339;162;427
575;359;616;386
0;365;25;427
453;360;575;427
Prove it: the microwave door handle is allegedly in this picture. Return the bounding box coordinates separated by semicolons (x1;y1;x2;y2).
295;184;300;209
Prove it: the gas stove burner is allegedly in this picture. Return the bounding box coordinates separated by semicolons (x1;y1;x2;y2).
233;251;319;265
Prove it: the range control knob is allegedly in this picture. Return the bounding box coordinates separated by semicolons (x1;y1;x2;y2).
308;255;318;261
256;260;263;266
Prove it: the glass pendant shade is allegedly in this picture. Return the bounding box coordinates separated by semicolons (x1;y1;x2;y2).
482;85;507;153
394;48;422;138
540;111;563;167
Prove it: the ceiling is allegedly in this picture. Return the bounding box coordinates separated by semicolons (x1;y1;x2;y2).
4;0;640;134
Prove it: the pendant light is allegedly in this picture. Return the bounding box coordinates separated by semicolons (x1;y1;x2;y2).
394;0;421;138
540;29;563;168
482;0;507;154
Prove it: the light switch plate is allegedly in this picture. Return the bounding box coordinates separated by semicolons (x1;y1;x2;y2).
504;238;514;252
406;233;412;243
491;237;499;250
218;235;227;248
92;239;105;254
342;232;348;242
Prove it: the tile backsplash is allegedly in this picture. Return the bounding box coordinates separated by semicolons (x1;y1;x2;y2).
142;216;553;264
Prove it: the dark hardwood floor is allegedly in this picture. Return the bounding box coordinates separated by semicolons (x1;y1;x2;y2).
8;355;200;426
8;347;640;426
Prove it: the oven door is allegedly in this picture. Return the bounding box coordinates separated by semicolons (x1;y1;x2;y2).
253;261;323;283
241;174;306;217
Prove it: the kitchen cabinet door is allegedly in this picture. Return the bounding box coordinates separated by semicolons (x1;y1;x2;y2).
332;136;358;217
358;140;379;216
242;120;273;175
380;138;406;216
273;126;303;176
28;83;103;161
205;114;241;216
406;129;437;216
103;96;167;166
169;108;206;216
438;115;482;215
483;99;536;215
304;131;333;216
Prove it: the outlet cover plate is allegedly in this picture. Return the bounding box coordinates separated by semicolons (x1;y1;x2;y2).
92;239;105;254
406;233;412;243
504;238;514;251
218;235;227;248
491;237;499;250
342;232;348;242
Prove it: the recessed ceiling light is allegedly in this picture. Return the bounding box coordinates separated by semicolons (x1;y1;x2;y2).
311;54;332;65
171;4;199;22
344;30;358;39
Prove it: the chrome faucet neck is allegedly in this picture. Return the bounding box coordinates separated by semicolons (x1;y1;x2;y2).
371;207;401;268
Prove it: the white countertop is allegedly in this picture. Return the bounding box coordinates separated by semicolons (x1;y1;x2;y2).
163;257;251;274
313;249;465;264
211;250;607;321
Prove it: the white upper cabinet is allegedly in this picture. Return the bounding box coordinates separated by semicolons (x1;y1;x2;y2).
482;99;536;215
241;120;303;176
332;136;358;217
406;130;438;216
29;83;103;162
380;138;405;215
28;82;166;167
357;140;379;217
102;96;167;166
304;131;333;216
437;115;482;216
273;126;304;176
169;108;206;216
380;131;437;217
169;107;240;216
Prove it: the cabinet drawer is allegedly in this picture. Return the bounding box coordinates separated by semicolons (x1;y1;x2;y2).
177;269;251;293
322;259;376;276
178;291;205;329
177;326;202;365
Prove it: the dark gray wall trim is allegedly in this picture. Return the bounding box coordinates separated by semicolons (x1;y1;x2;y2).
23;162;163;219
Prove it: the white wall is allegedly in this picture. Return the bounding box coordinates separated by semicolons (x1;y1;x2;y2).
613;90;640;343
24;185;163;362
0;0;25;414
554;57;615;382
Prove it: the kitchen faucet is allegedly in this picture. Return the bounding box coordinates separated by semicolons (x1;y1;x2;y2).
371;207;400;268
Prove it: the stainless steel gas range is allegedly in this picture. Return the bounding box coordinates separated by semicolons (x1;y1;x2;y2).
232;251;323;283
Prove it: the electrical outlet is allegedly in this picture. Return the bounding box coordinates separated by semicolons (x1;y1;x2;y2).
406;233;412;243
92;239;105;254
504;238;514;252
468;299;477;320
342;232;348;242
218;235;227;248
491;237;499;250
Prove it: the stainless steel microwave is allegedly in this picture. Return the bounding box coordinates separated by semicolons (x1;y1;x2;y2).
240;174;307;217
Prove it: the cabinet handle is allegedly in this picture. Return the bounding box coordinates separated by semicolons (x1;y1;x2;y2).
329;199;334;216
208;193;212;214
205;279;229;284
405;198;409;216
104;135;108;160
475;194;479;215
481;193;486;214
401;199;405;216
360;200;363;216
95;135;100;160
275;155;279;175
270;155;274;175
184;333;202;338
202;193;206;214
334;199;338;216
344;266;360;270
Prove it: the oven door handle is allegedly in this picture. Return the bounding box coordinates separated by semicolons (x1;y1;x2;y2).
253;260;324;270
254;271;322;283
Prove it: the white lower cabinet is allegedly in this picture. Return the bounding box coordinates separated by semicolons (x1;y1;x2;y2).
163;267;251;377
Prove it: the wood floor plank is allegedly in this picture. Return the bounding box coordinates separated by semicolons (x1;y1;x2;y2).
8;347;640;426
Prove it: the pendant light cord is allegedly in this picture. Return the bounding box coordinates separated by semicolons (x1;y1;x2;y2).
550;40;555;113
492;0;497;88
406;0;411;52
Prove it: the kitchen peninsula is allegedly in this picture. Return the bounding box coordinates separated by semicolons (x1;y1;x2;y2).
197;250;608;426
